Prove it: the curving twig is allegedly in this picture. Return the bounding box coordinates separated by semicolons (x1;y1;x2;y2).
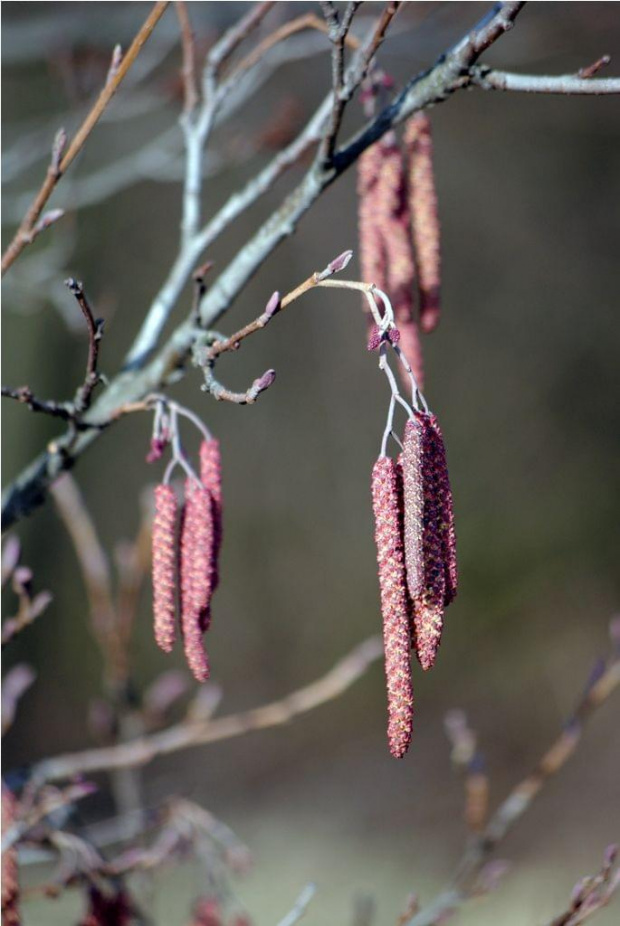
0;1;171;276
29;635;383;784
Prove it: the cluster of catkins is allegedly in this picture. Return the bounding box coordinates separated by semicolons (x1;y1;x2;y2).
371;413;457;759
151;439;222;682
358;109;440;390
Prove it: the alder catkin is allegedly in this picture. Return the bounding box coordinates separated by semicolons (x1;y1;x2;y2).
405;113;441;335
1;783;19;926
402;412;456;670
152;484;179;654
359;135;424;389
371;456;414;758
180;479;213;682
199;439;223;631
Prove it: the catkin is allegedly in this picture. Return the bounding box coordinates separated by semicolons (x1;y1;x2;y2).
402;412;456;670
152;484;178;654
405;113;441;335
371;456;414;758
359;137;424;389
199;439;223;631
180;479;213;682
1;783;19;926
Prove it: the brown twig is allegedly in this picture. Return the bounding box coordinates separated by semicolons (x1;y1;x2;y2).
50;474;119;677
546;846;620;926
30;635;382;783
0;1;170;276
175;1;199;113
228;10;360;84
65;279;104;414
0;386;75;422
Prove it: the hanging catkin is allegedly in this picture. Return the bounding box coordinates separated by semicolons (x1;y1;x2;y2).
152;484;178;654
199;439;223;631
401;412;456;670
371;456;414;758
180;478;213;682
405;113;442;335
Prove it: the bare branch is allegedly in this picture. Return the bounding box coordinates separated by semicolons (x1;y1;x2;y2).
471;65;620;95
29;636;382;784
276;884;317;926
65;279;104;414
0;1;171;276
405;650;620;926
546;846;619;926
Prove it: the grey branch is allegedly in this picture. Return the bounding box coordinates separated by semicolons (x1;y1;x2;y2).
471;65;620;95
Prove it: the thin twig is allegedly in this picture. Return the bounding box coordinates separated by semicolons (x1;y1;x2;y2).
0;1;171;276
1;386;75;421
175;1;199;113
276;884;317;926
65;279;104;414
227;11;360;84
320;1;364;163
405;652;620;926
29;636;383;783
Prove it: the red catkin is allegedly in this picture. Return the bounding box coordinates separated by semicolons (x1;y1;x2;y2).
180;479;213;682
361;137;424;389
401;412;456;670
428;415;458;605
357;143;388;300
152;484;178;654
2;783;19;926
405;113;441;335
371;456;414;758
199;439;223;631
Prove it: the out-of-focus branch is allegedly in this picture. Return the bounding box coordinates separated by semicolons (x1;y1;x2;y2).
546;846;620;926
276;884;317;926
49;475;117;672
30;635;383;784
406;644;620;926
0;1;170;276
175;1;199;114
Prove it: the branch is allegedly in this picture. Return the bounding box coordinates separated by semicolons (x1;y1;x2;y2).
276;884;317;926
470;65;620;95
28;636;382;784
546;846;620;926
405;648;620;926
65;279;104;414
0;1;171;276
1;386;75;422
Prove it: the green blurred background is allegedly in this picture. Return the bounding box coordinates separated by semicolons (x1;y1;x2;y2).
2;3;619;924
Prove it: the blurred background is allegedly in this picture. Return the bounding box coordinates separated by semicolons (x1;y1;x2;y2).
2;3;619;924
